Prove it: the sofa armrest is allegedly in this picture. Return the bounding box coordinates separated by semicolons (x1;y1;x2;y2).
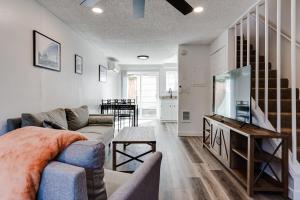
56;141;107;200
88;114;114;126
38;161;88;200
108;152;163;200
56;141;105;169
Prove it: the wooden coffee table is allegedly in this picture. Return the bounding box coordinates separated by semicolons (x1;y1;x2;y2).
112;127;156;172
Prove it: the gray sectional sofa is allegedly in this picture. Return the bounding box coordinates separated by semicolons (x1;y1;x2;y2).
4;105;163;200
7;105;115;146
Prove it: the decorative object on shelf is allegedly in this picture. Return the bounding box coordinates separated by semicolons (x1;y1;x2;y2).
99;65;107;82
33;30;61;71
75;54;83;74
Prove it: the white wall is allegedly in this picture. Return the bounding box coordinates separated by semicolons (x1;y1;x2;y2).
209;30;235;114
0;0;121;134
178;45;210;136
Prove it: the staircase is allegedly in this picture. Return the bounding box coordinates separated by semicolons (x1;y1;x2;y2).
236;36;300;160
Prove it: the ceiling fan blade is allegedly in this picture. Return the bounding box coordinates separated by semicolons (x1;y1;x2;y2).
80;0;100;8
133;0;145;18
166;0;193;15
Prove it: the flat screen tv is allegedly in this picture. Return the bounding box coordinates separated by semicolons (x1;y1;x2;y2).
213;66;252;123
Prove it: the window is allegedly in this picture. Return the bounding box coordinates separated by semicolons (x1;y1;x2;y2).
166;71;178;92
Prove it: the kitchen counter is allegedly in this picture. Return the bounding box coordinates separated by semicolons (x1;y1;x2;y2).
159;96;178;100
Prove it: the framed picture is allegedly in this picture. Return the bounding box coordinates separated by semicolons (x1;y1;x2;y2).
99;65;107;82
33;30;61;71
75;54;83;74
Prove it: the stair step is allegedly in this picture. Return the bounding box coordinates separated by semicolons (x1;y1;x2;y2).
237;62;272;70
236;39;247;44
236;56;265;62
237;50;256;55
281;128;300;149
252;88;300;99
251;78;289;88
268;112;300;129
236;54;264;58
251;70;277;78
258;99;300;112
236;45;254;51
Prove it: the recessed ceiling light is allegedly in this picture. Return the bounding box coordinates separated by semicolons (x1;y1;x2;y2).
193;6;204;13
92;7;103;14
137;55;149;60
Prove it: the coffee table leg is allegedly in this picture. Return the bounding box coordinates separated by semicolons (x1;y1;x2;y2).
113;142;117;171
152;142;156;152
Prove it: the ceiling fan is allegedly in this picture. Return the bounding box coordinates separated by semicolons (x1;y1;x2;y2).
80;0;194;18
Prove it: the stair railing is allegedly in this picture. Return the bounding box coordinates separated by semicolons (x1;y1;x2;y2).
255;4;259;113
264;0;269;124
232;0;269;123
231;0;298;163
249;14;300;48
291;0;297;163
276;0;281;138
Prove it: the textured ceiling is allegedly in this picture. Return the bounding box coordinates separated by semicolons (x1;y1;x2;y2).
36;0;256;65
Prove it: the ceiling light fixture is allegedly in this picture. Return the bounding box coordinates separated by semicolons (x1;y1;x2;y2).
137;55;149;60
193;6;204;13
92;7;103;14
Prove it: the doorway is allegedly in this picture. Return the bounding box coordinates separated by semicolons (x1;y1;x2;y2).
127;72;159;119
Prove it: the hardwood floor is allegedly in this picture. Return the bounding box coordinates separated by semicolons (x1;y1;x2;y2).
104;120;286;200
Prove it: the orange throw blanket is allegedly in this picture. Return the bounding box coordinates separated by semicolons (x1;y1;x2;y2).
0;126;87;200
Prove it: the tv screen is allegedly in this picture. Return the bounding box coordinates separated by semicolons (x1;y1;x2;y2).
213;66;251;123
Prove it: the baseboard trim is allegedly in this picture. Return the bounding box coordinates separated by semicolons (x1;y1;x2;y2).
178;131;202;137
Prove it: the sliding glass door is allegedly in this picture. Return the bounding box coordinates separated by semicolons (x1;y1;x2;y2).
127;72;159;119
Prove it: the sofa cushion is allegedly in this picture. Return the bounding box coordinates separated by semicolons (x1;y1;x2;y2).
21;108;68;129
77;126;114;145
65;106;89;131
88;115;114;126
104;169;132;197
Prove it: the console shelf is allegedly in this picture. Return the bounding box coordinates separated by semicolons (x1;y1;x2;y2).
203;115;289;198
232;148;248;160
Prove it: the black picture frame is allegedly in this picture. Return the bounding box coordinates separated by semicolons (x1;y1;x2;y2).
33;30;61;72
99;65;107;82
75;54;83;74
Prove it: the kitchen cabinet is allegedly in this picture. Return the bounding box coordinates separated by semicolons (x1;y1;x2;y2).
160;98;177;122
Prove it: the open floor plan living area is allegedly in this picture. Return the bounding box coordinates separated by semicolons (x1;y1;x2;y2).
1;0;300;199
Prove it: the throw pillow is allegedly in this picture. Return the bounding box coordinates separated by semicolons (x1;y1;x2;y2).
21;108;68;129
65;105;89;131
43;120;67;130
21;113;49;127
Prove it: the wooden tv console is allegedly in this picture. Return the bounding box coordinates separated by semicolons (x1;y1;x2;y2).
203;115;289;197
